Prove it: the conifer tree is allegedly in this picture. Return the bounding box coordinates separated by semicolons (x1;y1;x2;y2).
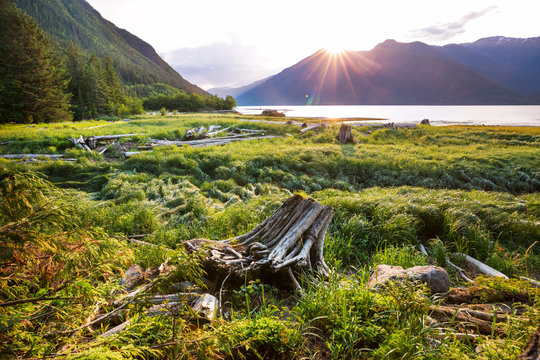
0;0;71;123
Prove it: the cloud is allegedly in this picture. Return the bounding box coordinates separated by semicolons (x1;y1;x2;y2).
410;6;498;42
161;42;278;90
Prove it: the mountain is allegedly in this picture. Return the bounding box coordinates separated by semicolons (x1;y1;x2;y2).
208;77;271;98
14;0;205;94
237;39;530;105
439;36;540;95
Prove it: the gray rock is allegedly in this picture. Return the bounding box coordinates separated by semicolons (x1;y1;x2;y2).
368;264;450;294
405;265;450;294
191;293;219;321
119;264;144;290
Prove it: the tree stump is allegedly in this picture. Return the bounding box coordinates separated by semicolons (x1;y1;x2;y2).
336;124;355;144
184;195;334;290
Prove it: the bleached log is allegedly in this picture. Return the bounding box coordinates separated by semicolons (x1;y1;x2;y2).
0;154;64;159
100;320;131;338
207;127;230;136
455;253;508;279
300;123;325;133
521;276;540;288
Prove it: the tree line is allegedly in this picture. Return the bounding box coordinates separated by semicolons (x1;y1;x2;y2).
0;0;236;123
143;93;236;112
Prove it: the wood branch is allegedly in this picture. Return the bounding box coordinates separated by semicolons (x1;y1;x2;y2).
431;332;481;340
127;238;157;247
455;253;508;278
207;127;230;136
447;259;474;283
69;136;92;152
185;195;334;290
0;141;15;145
419;244;429;256
0;296;77;307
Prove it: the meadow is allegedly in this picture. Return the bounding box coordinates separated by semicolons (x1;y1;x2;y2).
0;114;539;359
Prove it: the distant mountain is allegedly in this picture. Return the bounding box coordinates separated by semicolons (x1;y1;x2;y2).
440;36;540;95
208;77;271;98
237;39;532;105
14;0;205;94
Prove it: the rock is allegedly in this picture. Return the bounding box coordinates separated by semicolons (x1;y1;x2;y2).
420;119;431;125
301;122;308;128
285;120;294;125
405;265;450;294
191;293;219;321
368;264;450;294
261;109;285;117
119;264;145;290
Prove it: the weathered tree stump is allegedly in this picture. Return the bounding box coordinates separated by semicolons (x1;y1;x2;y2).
184;195;334;291
520;325;540;360
336;124;355;144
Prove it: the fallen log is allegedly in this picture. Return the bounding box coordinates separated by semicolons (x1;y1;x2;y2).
85;134;143;149
185;195;334;291
455;253;508;278
429;305;502;335
0;154;65;159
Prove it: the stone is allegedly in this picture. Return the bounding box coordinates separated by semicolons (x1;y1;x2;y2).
405;265;450;294
119;264;145;290
420;119;431;125
191;293;219;321
368;264;450;294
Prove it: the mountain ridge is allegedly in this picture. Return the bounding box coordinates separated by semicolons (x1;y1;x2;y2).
14;0;205;94
235;36;540;105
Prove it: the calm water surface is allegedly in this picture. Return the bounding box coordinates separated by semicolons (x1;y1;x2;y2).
236;105;540;126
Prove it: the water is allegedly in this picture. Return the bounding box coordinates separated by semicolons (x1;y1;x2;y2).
236;105;540;126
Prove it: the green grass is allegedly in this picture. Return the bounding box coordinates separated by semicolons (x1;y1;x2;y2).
1;114;539;359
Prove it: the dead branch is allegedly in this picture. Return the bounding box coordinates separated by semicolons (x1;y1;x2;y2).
0;296;77;307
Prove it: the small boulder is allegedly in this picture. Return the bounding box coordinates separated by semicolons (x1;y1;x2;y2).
191;293;219;321
368;264;450;294
420;119;431;125
405;266;450;294
119;264;145;290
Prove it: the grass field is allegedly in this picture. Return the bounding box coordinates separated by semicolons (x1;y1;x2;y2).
1;114;539;359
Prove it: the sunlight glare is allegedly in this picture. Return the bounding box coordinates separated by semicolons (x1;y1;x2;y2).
324;44;347;55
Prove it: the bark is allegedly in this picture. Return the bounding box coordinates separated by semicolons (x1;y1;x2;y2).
336;124;355;144
519;325;540;360
184;195;334;291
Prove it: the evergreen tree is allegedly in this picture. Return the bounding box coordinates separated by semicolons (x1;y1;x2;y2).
0;0;71;123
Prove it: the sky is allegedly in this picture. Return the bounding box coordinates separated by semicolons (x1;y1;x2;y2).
86;0;540;90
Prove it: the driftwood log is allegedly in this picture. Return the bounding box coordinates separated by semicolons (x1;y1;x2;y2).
336;124;355;144
184;195;334;291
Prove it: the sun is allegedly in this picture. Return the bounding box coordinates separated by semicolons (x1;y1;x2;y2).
324;44;347;55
